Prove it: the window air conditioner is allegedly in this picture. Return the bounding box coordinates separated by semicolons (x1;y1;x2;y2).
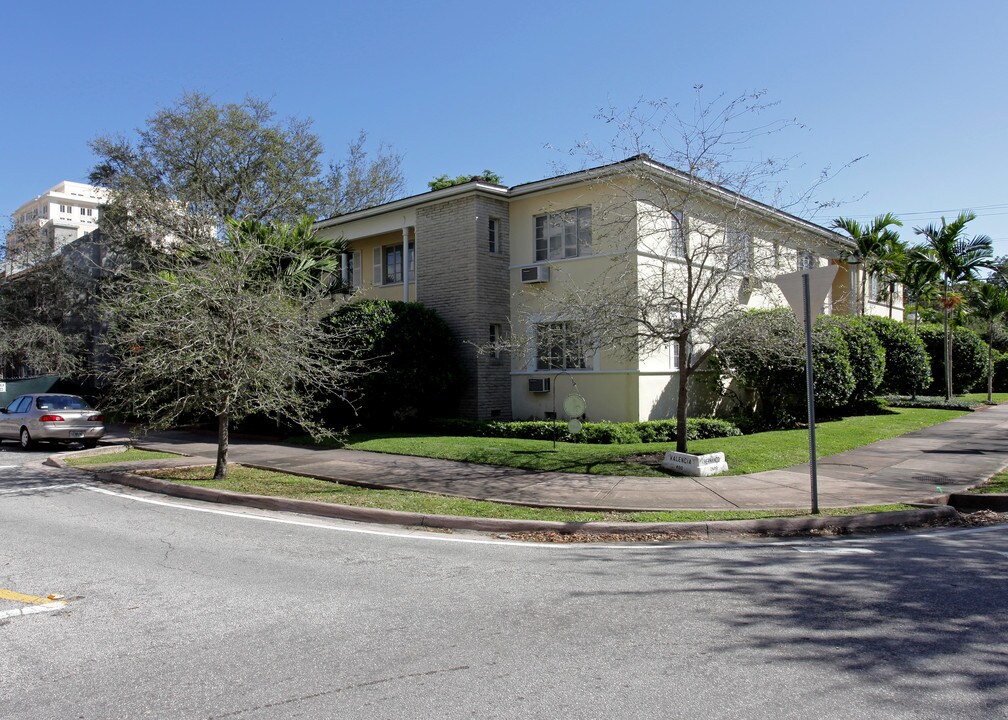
521;265;550;283
528;377;551;393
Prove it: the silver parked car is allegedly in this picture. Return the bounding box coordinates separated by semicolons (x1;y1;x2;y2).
0;394;106;449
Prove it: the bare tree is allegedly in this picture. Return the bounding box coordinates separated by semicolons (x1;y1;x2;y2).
514;89;857;453
99;217;367;479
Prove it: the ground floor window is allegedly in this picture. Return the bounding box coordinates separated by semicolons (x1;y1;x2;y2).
382;242;414;285
535;321;594;370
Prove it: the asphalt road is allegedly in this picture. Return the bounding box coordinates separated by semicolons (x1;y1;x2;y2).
2;447;1006;719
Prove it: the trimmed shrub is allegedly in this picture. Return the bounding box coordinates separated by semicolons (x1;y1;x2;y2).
719;309;854;428
862;317;931;395
880;395;976;410
820;316;885;404
993;352;1008;393
326;300;463;426
917;324;988;395
420;417;742;444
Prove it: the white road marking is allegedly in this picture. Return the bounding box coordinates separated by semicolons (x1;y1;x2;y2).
794;547;874;555
0;483;87;495
0;601;66;620
0;465;19;469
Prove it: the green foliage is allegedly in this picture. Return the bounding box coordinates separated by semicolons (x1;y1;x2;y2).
993;353;1008;392
861;316;932;395
719;309;854;428
820;316;885;403
427;170;503;191
917;324;988;394
420;417;741;444
327;300;463;426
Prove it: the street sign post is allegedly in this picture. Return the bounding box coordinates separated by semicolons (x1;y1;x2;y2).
775;264;839;514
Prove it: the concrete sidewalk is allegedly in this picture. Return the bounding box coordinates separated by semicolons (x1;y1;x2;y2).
101;404;1008;511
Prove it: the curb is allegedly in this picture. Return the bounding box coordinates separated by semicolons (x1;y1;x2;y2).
81;466;961;539
947;492;1008;513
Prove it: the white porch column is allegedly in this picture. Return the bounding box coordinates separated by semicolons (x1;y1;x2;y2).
340;252;349;286
402;225;410;303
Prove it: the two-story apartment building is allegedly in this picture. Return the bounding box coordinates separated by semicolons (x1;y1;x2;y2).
314;156;900;422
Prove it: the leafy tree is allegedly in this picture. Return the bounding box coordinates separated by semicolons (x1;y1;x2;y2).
913;211;993;399
427;170;503;191
100;217;366;479
900;247;942;333
830;213;903;315
819;316;885;404
967;281;1008;403
89;92;405;249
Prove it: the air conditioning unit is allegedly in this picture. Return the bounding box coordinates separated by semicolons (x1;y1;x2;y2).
521;265;550;283
528;377;551;393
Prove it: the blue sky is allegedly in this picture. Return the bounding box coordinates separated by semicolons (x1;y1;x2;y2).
4;0;1007;253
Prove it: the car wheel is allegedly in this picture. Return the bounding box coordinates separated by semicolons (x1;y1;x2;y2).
19;427;34;449
82;439;98;449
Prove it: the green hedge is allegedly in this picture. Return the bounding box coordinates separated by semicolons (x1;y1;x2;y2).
994;353;1008;393
422;417;742;444
862;317;931;395
917;324;988;395
880;395;976;410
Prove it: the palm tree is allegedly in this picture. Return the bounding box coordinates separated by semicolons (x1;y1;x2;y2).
913;211;994;400
901;247;941;335
831;213;903;315
877;233;908;318
968;281;1008;403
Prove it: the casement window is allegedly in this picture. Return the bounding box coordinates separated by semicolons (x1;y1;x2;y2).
535;321;594;371
797;250;816;271
727;230;753;272
373;242;414;285
534;207;592;262
868;273;881;302
488;217;500;254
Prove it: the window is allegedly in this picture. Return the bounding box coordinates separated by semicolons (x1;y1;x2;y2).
488;217;500;254
81;207;93;217
535;322;593;370
534;207;592;262
727;231;752;272
868;273;881;302
489;323;502;358
382;242;414;285
797;250;816;271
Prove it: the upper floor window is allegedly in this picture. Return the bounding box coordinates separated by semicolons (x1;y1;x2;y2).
535;321;594;371
382;242;414;285
488;217;500;254
535;207;592;262
727;230;752;272
868;273;881;302
797;250;816;271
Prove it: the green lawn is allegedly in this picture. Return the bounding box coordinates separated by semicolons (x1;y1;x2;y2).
346;407;968;477
141;464;913;523
960;392;1008;405
65;448;181;466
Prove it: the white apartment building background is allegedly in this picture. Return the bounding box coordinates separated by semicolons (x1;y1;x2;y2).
5;181;108;275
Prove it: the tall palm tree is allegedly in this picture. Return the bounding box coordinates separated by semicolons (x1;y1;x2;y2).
877;233;908;318
913;211;994;400
902;247;941;335
831;213;903;315
968;281;1008;403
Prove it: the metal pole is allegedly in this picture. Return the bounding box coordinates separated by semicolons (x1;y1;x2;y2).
803;272;820;514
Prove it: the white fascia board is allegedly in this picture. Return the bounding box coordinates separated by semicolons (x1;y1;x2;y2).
314;182;509;231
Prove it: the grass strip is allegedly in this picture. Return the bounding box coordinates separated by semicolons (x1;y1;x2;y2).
140;464;914;523
969;470;1008;494
65;448;181;466
345;407;968;477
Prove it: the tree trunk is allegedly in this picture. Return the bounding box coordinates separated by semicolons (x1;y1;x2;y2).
888;283;894;319
943;287;953;402
675;337;690;453
989;320;994;404
214;412;230;480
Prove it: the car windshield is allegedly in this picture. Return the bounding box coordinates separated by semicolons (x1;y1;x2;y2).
36;395;93;411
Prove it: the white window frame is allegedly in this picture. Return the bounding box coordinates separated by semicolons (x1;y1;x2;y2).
376;242;415;285
534;206;592;262
797;250;816;271
727;230;753;272
488;217;500;254
533;321;596;371
489;323;502;359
